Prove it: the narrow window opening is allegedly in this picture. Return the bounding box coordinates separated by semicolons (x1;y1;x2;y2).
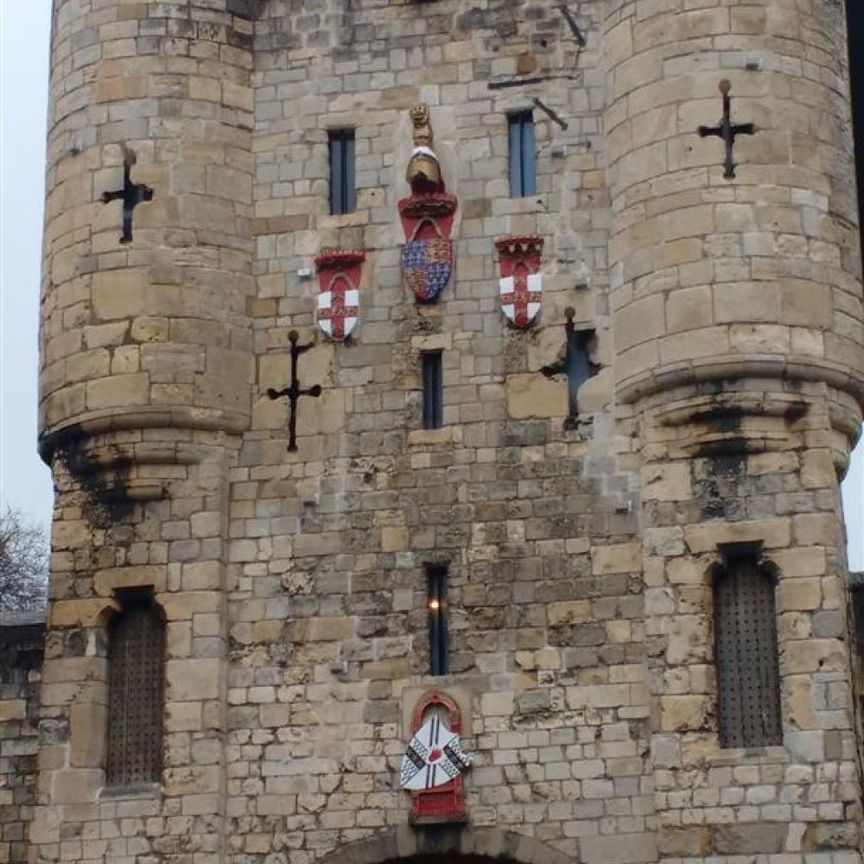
106;589;165;787
329;129;356;215
508;111;536;197
427;566;449;676
422;350;443;430
714;550;782;748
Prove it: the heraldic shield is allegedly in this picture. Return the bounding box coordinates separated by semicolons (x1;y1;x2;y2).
398;104;458;304
401;226;453;304
400;691;472;823
496;235;544;329
314;248;364;341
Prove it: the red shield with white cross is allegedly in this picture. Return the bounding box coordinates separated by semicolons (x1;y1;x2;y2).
314;249;364;341
496;235;544;329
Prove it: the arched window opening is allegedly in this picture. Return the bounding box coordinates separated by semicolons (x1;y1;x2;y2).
714;550;782;748
106;589;165;787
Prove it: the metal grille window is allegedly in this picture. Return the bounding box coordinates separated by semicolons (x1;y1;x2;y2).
508;111;536;197
106;591;165;787
428;566;449;676
714;553;782;748
422;350;443;430
329;129;356;215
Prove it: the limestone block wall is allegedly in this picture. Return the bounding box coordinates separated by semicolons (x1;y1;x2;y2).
0;615;44;864
603;0;864;858
853;571;864;749
29;0;864;863
636;386;863;857
226;1;654;862
40;0;256;450
604;0;864;433
34;1;257;863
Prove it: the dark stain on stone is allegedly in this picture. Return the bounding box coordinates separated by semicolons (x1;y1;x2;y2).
696;454;745;519
693;438;750;458
784;402;809;425
52;425;135;528
689;406;745;432
227;0;263;20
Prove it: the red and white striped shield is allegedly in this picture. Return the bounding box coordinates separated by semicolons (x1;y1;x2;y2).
400;714;473;791
496;235;544;329
314;249;364;341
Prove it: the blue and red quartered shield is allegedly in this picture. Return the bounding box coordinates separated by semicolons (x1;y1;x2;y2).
401;238;453;303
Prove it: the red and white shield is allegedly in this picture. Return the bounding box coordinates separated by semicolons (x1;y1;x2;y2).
496;235;544;329
314;248;364;341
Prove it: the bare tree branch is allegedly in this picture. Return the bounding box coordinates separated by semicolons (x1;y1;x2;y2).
0;506;49;612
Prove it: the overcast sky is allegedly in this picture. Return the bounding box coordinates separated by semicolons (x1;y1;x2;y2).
0;3;861;567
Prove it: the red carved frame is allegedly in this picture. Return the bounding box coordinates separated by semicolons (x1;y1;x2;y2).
408;690;468;824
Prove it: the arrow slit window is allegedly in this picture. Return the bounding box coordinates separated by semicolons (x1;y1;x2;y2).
106;589;165;787
714;552;782;748
329;129;356;215
508;111;536;197
427;565;449;676
422;350;444;430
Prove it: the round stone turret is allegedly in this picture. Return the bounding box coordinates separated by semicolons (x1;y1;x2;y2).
39;0;255;461
604;0;864;451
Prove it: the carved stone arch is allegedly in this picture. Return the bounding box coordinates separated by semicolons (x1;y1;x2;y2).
315;826;574;864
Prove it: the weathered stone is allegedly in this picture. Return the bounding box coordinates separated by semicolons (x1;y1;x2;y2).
21;0;864;861
711;823;786;854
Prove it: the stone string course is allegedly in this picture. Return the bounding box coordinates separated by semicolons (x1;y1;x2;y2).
6;0;864;863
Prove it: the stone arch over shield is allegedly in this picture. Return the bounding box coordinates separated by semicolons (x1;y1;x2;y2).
315;826;574;864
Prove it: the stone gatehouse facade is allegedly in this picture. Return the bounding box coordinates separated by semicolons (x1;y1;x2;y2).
5;0;864;862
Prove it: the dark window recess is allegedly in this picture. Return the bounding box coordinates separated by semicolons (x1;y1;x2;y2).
714;552;782;748
329;130;356;215
508;111;537;197
106;590;165;787
427;566;449;676
422;350;443;429
845;0;864;272
853;582;864;659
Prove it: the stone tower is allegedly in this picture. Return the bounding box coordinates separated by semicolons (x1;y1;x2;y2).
18;1;864;863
